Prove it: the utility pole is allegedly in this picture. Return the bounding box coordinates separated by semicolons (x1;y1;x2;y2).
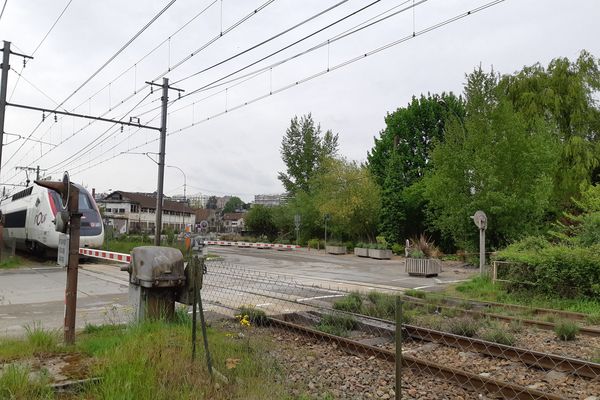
146;78;184;246
155;78;168;246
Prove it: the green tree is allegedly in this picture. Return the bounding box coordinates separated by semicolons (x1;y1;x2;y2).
498;50;600;206
206;196;218;210
278;114;339;195
367;93;465;243
424;68;559;249
245;205;277;240
311;158;380;241
223;196;244;213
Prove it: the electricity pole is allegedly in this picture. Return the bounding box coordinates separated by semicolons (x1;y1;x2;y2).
146;78;184;246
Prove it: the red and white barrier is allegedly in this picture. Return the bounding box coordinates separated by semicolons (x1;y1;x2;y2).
79;248;131;263
204;240;300;250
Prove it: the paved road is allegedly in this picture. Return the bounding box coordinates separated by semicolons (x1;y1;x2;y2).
0;247;476;337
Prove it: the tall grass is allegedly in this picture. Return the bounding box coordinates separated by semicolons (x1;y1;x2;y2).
0;364;53;399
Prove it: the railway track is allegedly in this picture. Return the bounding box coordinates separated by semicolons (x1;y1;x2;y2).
405;293;591;322
402;296;600;337
269;317;565;400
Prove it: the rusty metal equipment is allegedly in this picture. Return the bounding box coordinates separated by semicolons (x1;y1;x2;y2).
121;246;186;320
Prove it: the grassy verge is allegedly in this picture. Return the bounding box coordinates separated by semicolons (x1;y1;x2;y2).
0;256;25;269
0;319;309;400
103;238;186;255
444;276;600;315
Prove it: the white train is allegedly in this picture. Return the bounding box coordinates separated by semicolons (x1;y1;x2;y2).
0;183;104;254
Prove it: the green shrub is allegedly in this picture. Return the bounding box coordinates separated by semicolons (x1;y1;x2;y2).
447;318;481;337
554;320;580;341
391;243;404;255
307;238;322;249
238;306;269;326
365;291;397;319
333;292;363;313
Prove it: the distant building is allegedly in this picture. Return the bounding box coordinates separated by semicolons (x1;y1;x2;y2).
187;194;210;208
194;208;217;232
216;196;231;210
99;191;194;234
222;212;245;233
253;193;287;207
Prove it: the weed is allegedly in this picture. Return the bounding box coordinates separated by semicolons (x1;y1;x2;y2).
317;314;358;337
508;320;524;334
483;328;516;346
0;364;53;399
238;305;269;326
24;322;58;351
174;305;192;325
586;313;600;325
459;300;474;310
543;314;556;324
447;318;481;337
440;307;462;318
405;289;427;299
0;256;23;269
554;320;580;341
333;292;363;313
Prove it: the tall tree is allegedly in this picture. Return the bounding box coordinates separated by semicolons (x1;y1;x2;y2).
245;205;277;239
223;196;245;213
424;68;559;249
278;114;339;195
498;50;600;206
206;196;218;210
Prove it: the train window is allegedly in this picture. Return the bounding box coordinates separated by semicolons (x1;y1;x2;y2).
79;192;94;209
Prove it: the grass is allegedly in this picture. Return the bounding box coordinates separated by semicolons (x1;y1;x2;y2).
0;320;297;399
446;317;481;337
316;314;358;337
238;306;269;327
554;320;580;341
0;256;24;269
332;292;363;313
446;276;600;316
482;327;516;346
103;238;186;255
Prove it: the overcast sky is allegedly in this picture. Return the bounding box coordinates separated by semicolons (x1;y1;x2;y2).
0;0;597;202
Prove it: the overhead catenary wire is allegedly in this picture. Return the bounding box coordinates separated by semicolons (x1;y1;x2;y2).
3;0;275;183
70;0;506;179
1;0;177;172
0;0;7;24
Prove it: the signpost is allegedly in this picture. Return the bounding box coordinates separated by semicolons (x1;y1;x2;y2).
57;233;69;267
471;210;487;276
294;214;301;245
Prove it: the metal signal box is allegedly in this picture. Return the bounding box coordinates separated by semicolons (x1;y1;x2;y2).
123;246;185;320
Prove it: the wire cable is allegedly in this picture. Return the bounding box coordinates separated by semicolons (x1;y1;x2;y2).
0;0;8;24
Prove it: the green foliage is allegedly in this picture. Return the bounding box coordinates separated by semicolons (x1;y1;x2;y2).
223;196;245;213
278;113;339;195
316;314;358;337
333;292;363;313
0;256;24;269
446;318;481;337
405;289;427;299
482;328;516;346
311;157;380;241
424;67;559;250
206;195;218;209
554;320;580;341
24;322;58;351
245;205;277;240
0;364;53;400
391;243;403;255
238;306;269;326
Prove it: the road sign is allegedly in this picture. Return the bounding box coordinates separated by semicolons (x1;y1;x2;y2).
57;233;69;267
294;214;301;229
472;210;487;230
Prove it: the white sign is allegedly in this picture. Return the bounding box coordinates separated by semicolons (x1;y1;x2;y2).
57;233;69;267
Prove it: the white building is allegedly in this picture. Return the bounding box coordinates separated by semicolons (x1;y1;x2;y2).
253;193;287;207
99;191;194;234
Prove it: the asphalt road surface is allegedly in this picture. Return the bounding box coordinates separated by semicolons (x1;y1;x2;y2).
0;246;476;337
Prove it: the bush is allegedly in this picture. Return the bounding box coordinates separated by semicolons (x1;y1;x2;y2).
447;318;481;337
391;243;404;255
365;291;397;319
497;241;600;298
554;320;580;341
307;238;322;249
333;292;363;313
405;289;427;299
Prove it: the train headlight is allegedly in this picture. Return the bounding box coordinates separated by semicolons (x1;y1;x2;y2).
90;222;101;228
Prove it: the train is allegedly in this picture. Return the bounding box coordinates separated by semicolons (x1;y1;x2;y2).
0;183;104;254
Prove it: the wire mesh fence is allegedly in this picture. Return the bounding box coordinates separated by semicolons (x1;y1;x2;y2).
198;258;600;400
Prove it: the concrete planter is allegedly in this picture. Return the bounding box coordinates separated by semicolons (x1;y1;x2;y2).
326;245;346;255
354;247;369;257
405;258;442;277
368;248;393;260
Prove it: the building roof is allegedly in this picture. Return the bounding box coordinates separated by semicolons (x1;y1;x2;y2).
195;208;216;221
222;212;245;221
102;191;194;213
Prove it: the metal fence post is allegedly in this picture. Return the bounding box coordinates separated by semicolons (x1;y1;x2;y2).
395;295;402;400
198;255;213;375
